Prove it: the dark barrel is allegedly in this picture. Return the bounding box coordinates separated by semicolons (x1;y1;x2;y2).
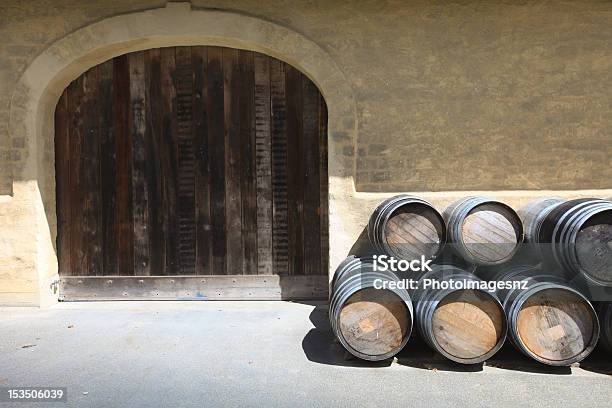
443;197;524;265
414;264;507;364
597;302;612;354
519;198;564;243
493;265;600;366
368;195;446;261
329;256;414;361
537;198;612;286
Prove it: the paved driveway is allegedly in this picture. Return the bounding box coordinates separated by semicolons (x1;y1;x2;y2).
1;301;610;407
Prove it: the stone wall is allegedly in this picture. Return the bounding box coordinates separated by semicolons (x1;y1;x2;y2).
3;0;612;194
1;0;611;305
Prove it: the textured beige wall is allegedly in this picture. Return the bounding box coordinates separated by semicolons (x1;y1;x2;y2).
1;0;612;306
2;1;612;193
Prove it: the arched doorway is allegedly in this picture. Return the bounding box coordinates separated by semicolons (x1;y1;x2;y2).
55;46;328;300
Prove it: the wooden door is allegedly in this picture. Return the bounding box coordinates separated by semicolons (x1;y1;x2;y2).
55;46;328;300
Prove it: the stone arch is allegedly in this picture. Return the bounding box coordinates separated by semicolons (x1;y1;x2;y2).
7;2;358;304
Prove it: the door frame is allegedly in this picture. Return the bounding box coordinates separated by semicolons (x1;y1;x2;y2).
7;3;358;305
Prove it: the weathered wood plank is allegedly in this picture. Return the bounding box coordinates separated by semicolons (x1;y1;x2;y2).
207;47;227;275
285;65;304;275
224;48;244;275
114;55;134;276
129;52;150;276
301;77;321;276
160;47;179;275
68;74;86;276
175;47;197;275
83;66;103;276
319;95;329;276
239;50;258;275
99;60;118;276
270;59;289;275
254;53;273;275
144;49;164;276
55;90;71;276
192;46;212;276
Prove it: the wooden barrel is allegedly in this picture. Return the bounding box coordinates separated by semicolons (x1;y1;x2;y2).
494;265;600;366
329;256;414;361
518;198;565;262
414;264;507;364
519;198;564;243
597;302;612;354
368;195;446;261
537;198;612;287
443;197;524;265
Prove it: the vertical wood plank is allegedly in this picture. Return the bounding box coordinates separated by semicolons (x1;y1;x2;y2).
55;90;71;276
114;55;134;276
224;48;244;275
68;75;86;276
319;95;329;277
129;52;150;276
254;54;273;275
160;47;179;275
175;47;197;275
144;49;164;276
207;47;226;275
270;59;289;275
82;66;103;276
99;60;118;276
285;65;304;275
192;46;212;275
239;51;258;275
302;78;322;276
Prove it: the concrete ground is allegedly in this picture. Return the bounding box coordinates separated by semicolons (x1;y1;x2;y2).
0;301;610;408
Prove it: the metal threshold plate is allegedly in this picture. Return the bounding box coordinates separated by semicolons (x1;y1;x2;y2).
59;275;328;301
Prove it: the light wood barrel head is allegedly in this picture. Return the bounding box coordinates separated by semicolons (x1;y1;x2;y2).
516;288;597;363
576;211;612;284
339;288;411;358
432;290;504;360
461;204;521;263
384;203;444;260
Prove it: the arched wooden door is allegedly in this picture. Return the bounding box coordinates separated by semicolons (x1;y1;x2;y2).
55;46;328;300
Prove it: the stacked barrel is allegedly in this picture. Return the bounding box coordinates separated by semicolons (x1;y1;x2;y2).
413;264;507;364
329;256;413;361
329;195;612;366
488;265;599;366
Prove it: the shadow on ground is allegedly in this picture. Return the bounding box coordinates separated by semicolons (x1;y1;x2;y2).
301;304;393;367
302;302;611;375
579;348;612;375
